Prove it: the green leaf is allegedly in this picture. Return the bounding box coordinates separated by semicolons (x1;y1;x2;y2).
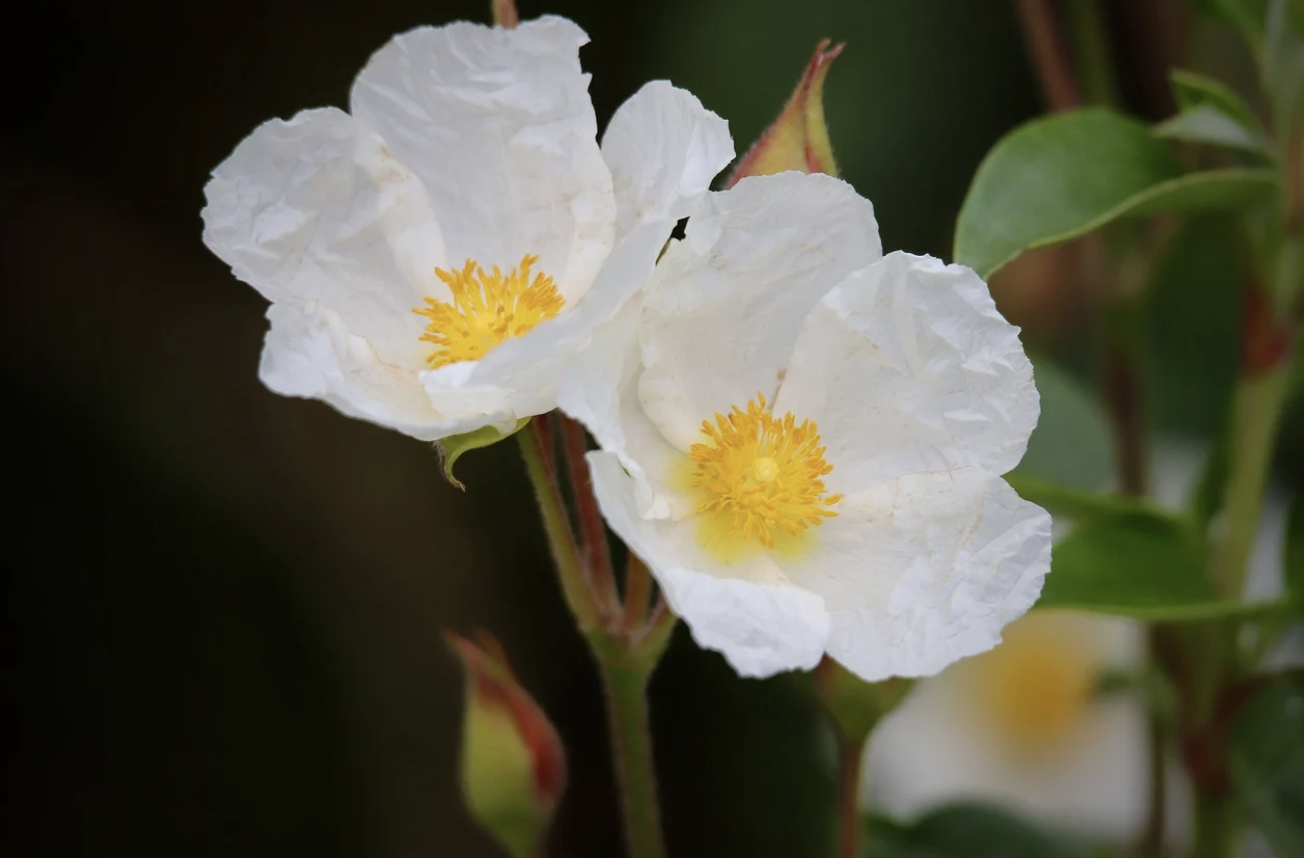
954;109;1279;278
1193;0;1269;43
1005;475;1168;522
1228;676;1304;856
863;804;1091;858
1038;513;1288;620
1170;69;1263;130
1189;422;1233;530
1287;495;1303;609
1012;359;1113;491
1266;0;1304;133
1154;105;1269;153
436;418;530;490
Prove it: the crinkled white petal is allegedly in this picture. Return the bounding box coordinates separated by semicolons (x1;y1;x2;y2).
474;82;732;443
260;301;489;439
350;16;614;303
636;172;883;450
775;252;1038;494
775;467;1051;681
202;107;446;368
601;80;734;239
588;451;830;676
555;227;701;520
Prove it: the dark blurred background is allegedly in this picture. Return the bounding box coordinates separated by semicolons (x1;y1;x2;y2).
9;1;1298;856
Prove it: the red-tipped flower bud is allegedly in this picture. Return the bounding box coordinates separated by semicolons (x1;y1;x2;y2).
725;39;845;186
447;631;566;857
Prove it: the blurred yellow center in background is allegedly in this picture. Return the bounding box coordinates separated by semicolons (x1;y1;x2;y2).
689;394;841;555
973;615;1096;752
414;255;564;368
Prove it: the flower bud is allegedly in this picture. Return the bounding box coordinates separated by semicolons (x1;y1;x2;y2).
491;0;519;28
725;39;844;186
447;631;566;857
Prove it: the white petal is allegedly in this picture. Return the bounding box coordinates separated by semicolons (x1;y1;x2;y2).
588;451;830;676
775;252;1038;493
866;657;1153;839
202;107;446;368
261;301;482;440
556;224;703;520
636;172;882;449
777;467;1051;681
601;80;734;238
350;16;614;302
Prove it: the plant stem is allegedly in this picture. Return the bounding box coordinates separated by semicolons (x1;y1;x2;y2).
1212;365;1292;603
558;413;619;618
1063;0;1119;107
624;554;653;627
518;420;601;636
1191;786;1235;858
524;415;674;858
836;737;866;858
1013;0;1082;111
598;657;667;858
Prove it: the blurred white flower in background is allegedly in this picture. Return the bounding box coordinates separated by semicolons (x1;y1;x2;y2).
563;171;1051;682
202;16;733;441
864;440;1295;842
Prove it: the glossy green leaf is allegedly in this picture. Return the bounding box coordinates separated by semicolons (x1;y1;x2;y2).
954;109;1278;278
436;418;530;490
1170;69;1263;129
1228;677;1304;855
863;804;1091;858
1011;359;1113;491
1154;105;1269;153
1038;513;1288;619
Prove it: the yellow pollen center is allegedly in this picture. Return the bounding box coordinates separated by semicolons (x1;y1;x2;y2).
413;254;563;369
970;615;1097;753
689;393;842;552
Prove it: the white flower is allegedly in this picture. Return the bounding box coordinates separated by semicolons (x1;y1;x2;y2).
863;442;1295;842
560;171;1051;681
865;610;1160;839
201;16;733;441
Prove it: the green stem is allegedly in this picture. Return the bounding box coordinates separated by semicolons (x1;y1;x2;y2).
517;420;601;636
1191;787;1235;858
1063;0;1119;108
836;737;866;858
1212;365;1292;604
598;657;667;858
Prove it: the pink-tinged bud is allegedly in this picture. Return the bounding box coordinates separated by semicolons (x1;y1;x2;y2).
491;0;519;28
447;631;566;857
724;39;845;187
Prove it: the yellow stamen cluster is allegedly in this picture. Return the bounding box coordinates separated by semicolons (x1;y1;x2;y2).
974;617;1095;751
413;254;563;369
689;393;842;549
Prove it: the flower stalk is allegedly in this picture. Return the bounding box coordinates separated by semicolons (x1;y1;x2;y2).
598;655;667;858
519;415;675;858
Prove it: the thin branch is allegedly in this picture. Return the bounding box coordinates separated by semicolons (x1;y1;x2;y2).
1014;0;1083;111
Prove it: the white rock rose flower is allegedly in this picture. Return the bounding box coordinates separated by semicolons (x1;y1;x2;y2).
865;610;1165;840
560;171;1052;680
201;16;733;441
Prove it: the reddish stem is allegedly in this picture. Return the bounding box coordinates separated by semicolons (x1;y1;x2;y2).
836;737;865;858
1013;0;1082;112
556;413;619;621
